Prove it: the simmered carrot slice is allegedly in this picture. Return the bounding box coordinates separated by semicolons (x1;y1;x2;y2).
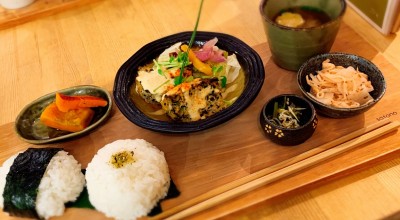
56;93;108;112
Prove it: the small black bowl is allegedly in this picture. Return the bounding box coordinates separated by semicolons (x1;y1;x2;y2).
259;94;318;146
297;52;386;118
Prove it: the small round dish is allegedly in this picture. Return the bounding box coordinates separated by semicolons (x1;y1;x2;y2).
113;31;265;133
297;52;386;118
15;85;112;144
0;0;35;9
259;94;318;146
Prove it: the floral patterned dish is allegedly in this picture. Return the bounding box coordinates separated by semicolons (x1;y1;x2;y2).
259;94;317;146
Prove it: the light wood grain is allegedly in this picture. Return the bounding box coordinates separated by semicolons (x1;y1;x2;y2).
0;0;103;30
158;120;399;219
0;0;400;220
0;30;399;220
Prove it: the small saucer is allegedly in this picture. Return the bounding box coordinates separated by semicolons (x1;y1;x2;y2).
15;85;112;144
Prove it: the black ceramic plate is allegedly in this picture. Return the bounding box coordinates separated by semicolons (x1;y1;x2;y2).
15;85;113;144
113;31;265;133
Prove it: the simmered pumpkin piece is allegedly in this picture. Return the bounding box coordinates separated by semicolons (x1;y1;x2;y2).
40;103;95;132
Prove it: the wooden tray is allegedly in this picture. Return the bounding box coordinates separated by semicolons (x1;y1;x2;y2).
0;23;400;219
0;0;102;30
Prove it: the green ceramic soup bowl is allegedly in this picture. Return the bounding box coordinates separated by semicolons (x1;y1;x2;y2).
259;0;346;71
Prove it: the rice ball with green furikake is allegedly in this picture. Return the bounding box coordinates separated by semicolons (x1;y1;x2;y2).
0;148;85;219
85;139;170;220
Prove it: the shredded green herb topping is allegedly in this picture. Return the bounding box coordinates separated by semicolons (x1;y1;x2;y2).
268;97;305;128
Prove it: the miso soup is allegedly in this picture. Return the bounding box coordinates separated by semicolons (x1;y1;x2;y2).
274;6;331;28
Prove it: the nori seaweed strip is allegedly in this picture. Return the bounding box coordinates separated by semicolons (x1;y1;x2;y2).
2;148;62;219
148;180;180;216
66;170;94;209
66;171;180;216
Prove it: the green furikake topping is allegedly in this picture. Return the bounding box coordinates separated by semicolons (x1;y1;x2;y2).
110;151;135;168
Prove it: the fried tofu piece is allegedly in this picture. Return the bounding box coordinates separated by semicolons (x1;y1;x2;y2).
160;78;226;122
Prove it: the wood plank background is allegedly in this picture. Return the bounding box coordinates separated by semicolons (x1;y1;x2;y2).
1;0;400;219
1;22;400;219
0;0;102;30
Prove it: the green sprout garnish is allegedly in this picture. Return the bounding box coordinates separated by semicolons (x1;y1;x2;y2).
159;52;191;69
175;0;205;86
212;65;224;76
153;79;171;93
153;59;165;77
220;76;227;88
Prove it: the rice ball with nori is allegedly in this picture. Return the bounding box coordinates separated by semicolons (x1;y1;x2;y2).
85;139;170;220
0;148;85;219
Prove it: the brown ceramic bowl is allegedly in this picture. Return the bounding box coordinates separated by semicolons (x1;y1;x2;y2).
259;94;318;146
297;52;386;118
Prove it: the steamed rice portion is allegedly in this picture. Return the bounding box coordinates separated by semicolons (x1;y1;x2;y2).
0;150;85;219
35;151;86;219
85;139;170;220
0;154;18;208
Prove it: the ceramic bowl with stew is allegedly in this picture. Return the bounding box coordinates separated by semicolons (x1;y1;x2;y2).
297;52;386;118
259;0;346;71
259;94;318;146
113;31;265;133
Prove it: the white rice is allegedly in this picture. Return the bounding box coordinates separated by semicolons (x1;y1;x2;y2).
35;150;85;219
85;139;170;220
0;153;19;209
0;150;85;219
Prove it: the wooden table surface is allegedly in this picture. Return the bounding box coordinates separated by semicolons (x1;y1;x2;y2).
1;0;400;219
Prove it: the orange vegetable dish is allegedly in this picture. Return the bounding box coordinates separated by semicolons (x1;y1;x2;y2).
40;93;108;132
56;93;108;112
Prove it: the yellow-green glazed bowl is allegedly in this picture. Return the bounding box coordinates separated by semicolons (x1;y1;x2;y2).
259;0;346;71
